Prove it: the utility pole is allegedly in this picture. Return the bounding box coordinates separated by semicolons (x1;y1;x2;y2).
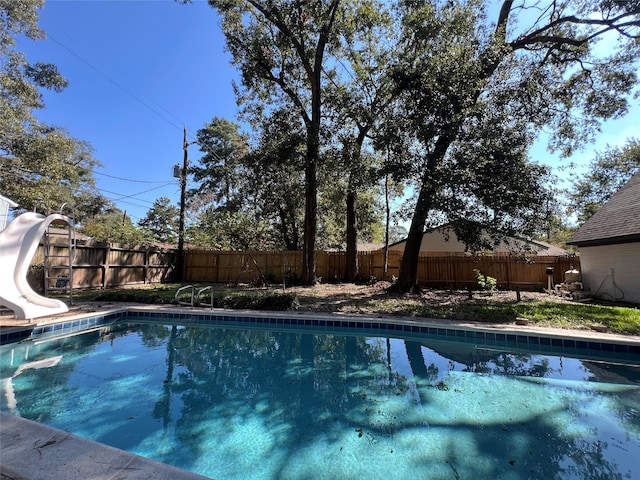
176;126;189;282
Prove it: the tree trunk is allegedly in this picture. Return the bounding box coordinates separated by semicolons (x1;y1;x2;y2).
344;182;358;282
343;127;369;282
302;100;320;284
391;187;430;293
391;118;463;292
390;146;446;293
302;151;317;285
384;173;390;276
278;201;300;251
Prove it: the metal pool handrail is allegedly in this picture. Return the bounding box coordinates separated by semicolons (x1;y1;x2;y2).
175;285;194;307
197;286;214;309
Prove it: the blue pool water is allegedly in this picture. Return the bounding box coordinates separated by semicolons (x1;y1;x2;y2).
1;316;640;480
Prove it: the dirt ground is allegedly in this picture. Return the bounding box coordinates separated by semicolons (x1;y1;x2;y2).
282;281;563;302
276;282;569;315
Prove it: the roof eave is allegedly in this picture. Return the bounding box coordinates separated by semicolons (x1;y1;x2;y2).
567;233;640;248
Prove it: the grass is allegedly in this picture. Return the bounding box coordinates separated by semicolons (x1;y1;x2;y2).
65;282;640;336
512;301;640;335
355;297;640;335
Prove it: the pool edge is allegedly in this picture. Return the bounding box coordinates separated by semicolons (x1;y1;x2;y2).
6;304;640;360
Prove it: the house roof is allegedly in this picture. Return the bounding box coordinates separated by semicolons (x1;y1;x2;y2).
387;223;572;256
326;242;385;252
529;239;573;256
567;170;640;247
48;227;91;242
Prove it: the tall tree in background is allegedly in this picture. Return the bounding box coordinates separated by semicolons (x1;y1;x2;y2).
315;157;385;251
189;117;262;250
243;109;306;250
81;209;151;245
568;138;640;223
191;117;249;212
138;197;180;244
325;0;396;281
0;0;102;214
202;0;341;285
385;0;640;293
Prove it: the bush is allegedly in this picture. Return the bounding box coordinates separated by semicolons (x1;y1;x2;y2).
92;290;174;304
218;292;299;311
90;287;298;311
474;269;497;294
27;263;45;293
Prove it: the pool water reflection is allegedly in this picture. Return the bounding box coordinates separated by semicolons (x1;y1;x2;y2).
1;320;639;480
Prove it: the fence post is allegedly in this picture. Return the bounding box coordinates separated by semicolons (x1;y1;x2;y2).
143;247;149;284
102;244;110;290
452;257;457;290
215;251;220;283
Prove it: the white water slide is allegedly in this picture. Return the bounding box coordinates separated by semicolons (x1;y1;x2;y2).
0;212;71;319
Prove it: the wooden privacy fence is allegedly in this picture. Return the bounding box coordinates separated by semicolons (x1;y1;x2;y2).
28;239;579;293
184;249;580;291
31;240;176;290
184;249;391;284
416;255;578;291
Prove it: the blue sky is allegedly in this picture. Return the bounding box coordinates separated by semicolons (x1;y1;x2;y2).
19;0;639;225
19;0;237;224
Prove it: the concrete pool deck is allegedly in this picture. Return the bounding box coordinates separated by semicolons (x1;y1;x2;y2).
0;413;209;480
1;301;639;480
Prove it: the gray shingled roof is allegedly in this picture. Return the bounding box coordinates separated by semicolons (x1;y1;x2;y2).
567;170;640;247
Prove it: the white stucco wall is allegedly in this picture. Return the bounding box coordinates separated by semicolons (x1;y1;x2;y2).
578;242;640;305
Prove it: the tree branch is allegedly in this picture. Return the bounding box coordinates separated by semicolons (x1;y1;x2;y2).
511;10;640;50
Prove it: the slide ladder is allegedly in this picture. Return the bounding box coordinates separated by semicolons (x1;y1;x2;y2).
43;210;75;305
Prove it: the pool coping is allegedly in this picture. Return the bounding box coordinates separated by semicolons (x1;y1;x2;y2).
0;412;209;480
1;305;640;480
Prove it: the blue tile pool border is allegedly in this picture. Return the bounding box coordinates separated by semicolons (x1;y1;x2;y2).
4;308;640;364
20;311;126;343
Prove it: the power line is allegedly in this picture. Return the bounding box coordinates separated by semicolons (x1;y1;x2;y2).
4;148;175;187
47;33;186;133
94;171;172;184
99;183;175;203
4;163;175;201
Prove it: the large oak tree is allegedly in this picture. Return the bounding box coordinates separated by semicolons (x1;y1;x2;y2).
324;0;397;281
386;0;640;292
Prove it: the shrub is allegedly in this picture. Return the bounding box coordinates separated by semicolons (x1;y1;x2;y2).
474;269;497;294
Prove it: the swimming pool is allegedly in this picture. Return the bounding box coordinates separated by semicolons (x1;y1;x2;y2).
2;311;640;479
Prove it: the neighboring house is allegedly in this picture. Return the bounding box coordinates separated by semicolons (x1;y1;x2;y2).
567;171;640;305
326;242;385;252
387;224;572;257
0;194;18;232
47;227;91;243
